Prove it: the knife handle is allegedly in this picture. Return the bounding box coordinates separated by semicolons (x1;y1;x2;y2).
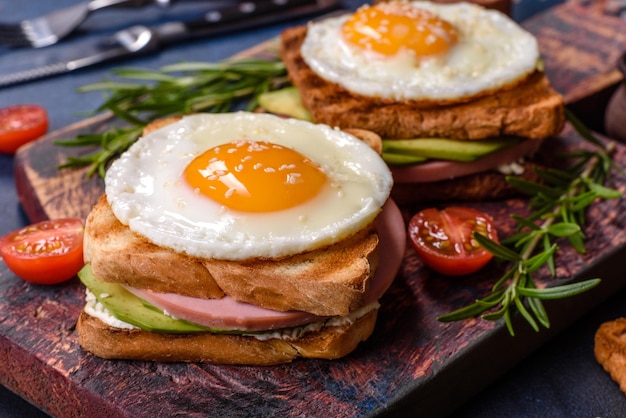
184;0;318;30
153;0;320;44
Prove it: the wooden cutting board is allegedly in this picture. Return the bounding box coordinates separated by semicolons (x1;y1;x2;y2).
3;2;626;417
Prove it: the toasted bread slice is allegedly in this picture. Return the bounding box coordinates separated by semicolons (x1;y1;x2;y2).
595;318;626;393
280;25;565;140
83;195;379;317
83;195;226;299
77;305;378;365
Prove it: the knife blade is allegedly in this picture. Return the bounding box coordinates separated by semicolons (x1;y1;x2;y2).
0;0;340;88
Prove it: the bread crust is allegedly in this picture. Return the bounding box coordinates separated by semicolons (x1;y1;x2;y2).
205;224;378;315
595;318;626;393
280;25;565;140
84;195;379;316
76;308;378;365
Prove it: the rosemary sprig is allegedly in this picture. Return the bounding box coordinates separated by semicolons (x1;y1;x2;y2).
438;110;623;335
56;59;287;177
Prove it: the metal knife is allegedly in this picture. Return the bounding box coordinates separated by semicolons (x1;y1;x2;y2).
0;0;340;88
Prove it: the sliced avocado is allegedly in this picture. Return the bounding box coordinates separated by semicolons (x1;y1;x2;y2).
382;152;428;166
258;86;312;121
382;137;518;163
78;265;219;334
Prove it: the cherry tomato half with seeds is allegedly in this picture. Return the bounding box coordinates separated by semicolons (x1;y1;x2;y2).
0;105;49;154
408;207;498;276
0;219;84;285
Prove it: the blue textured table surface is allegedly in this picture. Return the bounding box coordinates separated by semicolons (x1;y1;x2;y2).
3;0;626;417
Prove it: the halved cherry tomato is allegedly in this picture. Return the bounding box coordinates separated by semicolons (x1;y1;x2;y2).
408;207;498;276
0;105;49;154
0;219;84;285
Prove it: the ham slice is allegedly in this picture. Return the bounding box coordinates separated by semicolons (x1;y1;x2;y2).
390;139;544;184
124;199;406;332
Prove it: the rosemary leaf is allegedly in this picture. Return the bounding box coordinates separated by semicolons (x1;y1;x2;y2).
482;301;508;321
110;68;178;81
567;233;587;254
473;232;521;261
504;309;515;336
506;176;562;198
528;297;550;329
515;295;539;332
543;234;556;276
492;267;516;292
438;290;506;321
77;81;147;92
587;181;623;198
510;214;541;231
546;222;581;237
474;290;506;308
569;191;600;212
438;301;493;321
517;279;601;299
523;244;557;274
535;166;578;185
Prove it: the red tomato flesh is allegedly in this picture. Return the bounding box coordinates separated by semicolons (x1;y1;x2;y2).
0;219;84;285
0;105;49;154
408;207;498;276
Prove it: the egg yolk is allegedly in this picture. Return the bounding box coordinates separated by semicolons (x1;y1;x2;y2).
183;140;328;212
341;3;458;57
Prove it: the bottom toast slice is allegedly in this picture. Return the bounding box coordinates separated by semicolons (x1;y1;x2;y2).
77;306;378;364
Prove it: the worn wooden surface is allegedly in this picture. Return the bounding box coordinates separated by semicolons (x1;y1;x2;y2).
524;0;626;105
3;2;626;417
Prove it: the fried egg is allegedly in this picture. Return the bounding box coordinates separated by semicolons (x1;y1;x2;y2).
105;112;392;260
300;1;540;102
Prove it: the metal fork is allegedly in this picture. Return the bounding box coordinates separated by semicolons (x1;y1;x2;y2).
0;0;181;48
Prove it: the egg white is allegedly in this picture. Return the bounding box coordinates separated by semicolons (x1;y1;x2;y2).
300;1;540;102
105;112;393;260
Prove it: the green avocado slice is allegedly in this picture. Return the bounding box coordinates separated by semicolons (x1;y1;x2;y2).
382;137;518;163
78;265;221;334
258;86;312;121
381;152;428;166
